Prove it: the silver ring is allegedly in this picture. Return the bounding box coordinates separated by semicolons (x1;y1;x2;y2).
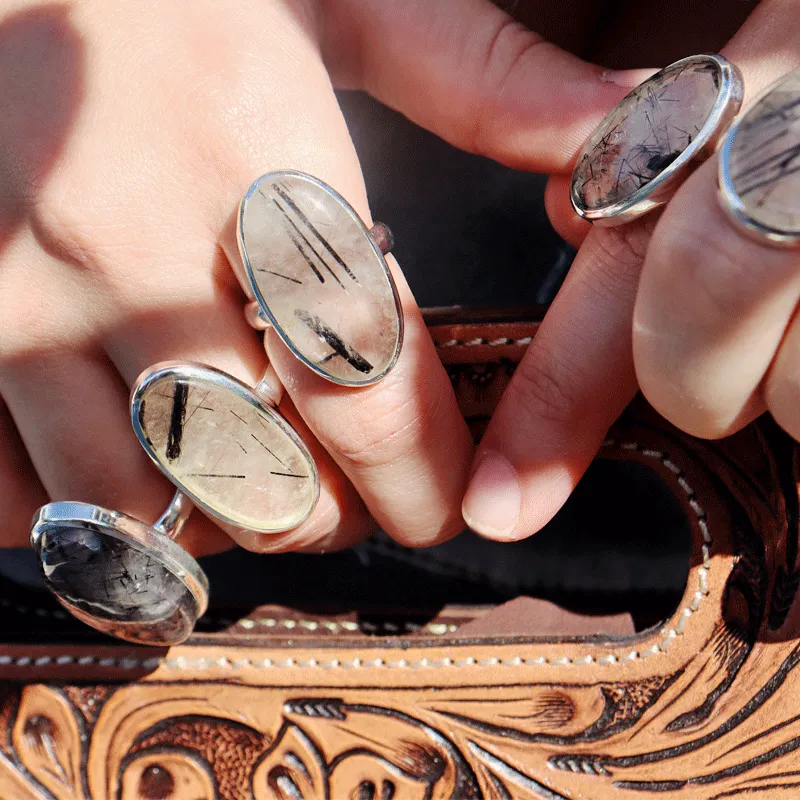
131;361;320;534
718;69;800;248
31;490;207;646
571;53;744;225
232;170;404;386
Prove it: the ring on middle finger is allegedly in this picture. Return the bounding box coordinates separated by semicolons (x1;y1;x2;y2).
231;170;404;387
571;53;744;225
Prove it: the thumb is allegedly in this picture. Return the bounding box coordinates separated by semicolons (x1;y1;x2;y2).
324;0;633;174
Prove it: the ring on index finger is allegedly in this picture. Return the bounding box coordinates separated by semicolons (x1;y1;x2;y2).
571;53;743;225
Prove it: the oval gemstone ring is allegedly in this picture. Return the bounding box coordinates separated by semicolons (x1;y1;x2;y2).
131;362;319;534
571;53;744;225
718;69;800;248
31;491;206;646
232;170;403;386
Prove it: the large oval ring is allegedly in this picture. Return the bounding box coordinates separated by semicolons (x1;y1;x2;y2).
131;362;320;534
31;491;207;646
718;69;800;248
233;170;404;386
571;53;744;225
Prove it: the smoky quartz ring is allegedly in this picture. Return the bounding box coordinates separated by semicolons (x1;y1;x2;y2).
718;69;800;248
571;53;744;225
232;170;403;386
31;491;206;646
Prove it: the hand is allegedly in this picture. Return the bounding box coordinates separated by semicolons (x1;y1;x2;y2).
462;0;800;541
0;0;627;555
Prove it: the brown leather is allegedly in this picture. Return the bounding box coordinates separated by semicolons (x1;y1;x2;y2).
454;597;636;639
2;309;800;799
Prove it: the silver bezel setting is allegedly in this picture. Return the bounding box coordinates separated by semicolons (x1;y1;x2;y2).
571;53;744;225
237;170;404;387
30;500;208;646
717;72;800;249
131;361;320;533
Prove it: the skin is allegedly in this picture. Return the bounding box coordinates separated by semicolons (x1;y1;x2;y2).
0;0;792;555
0;0;627;555
464;0;800;541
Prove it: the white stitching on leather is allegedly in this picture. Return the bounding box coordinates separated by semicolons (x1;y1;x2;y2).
4;599;459;638
1;440;713;673
436;336;534;349
228;617;458;635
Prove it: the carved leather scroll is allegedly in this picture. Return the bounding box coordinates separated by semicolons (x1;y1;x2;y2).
1;315;800;799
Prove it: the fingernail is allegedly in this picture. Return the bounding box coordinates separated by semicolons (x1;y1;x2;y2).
601;68;660;89
462;451;521;540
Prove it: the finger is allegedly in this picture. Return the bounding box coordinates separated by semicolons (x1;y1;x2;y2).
0;238;229;557
229;394;374;555
264;261;474;548
327;0;635;173
105;246;267;388
0;346;227;556
0;397;47;548
104;254;374;554
723;0;800;95
632;1;800;438
200;10;475;548
766;308;800;441
105;11;468;548
545;175;592;248
464;1;800;542
633;159;799;438
462;220;652;540
88;0;388;554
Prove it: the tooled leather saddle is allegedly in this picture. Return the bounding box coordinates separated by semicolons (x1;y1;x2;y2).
1;310;799;800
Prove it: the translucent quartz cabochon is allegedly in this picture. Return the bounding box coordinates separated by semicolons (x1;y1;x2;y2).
239;172;402;385
725;70;800;236
135;371;318;533
572;58;723;212
38;525;198;645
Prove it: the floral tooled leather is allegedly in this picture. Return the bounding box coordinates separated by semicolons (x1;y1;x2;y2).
1;313;799;800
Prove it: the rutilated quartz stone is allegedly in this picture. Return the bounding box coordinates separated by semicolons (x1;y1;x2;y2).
135;371;318;533
38;525;198;645
724;70;800;239
239;172;402;385
573;57;725;214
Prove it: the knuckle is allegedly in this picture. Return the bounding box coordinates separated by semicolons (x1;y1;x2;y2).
593;224;650;272
638;370;743;441
391;510;466;549
508;343;582;430
329;381;435;470
656;219;759;320
33;196;128;278
237;492;375;554
31;189;207;302
585;226;648;300
470;20;548;158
